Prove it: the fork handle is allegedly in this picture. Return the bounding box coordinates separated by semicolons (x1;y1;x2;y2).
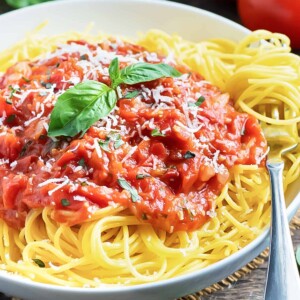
264;161;300;300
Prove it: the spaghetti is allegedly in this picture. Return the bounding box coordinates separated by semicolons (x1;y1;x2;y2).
0;29;299;287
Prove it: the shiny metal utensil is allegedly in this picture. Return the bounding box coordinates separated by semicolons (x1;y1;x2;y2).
260;105;300;300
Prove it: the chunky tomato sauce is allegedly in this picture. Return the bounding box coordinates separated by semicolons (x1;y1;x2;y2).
0;39;267;232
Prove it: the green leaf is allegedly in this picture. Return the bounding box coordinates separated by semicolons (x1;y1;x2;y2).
136;174;151;179
32;258;45;268
117;178;139;202
188;96;205;107
120;62;182;85
61;198;70;207
109;57;122;89
113;134;124;149
5;0;50;9
151;128;165;137
123;90;139;99
183;151;196;159
296;246;300;267
48;80;117;137
98;137;111;152
78;158;86;167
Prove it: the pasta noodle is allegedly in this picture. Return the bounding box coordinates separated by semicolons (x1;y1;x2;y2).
0;28;299;287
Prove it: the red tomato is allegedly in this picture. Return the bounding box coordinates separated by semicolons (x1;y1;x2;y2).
238;0;300;49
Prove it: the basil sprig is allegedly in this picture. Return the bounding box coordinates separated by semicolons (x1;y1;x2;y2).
48;58;181;137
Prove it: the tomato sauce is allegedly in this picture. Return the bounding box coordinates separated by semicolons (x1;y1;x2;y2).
0;39;267;232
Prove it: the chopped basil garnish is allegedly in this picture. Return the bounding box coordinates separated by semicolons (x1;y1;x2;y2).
188;96;205;107
6;114;16;123
151;128;165;137
22;76;30;83
20;140;33;157
136;174;151;179
61;198;71;207
33;258;45;268
113;133;124;149
123;90;139;99
117;178;139;202
183;151;196;159
48;58;181;138
78;158;86;167
79;54;88;61
8;85;20;99
98;137;111;152
41;81;53;89
99;133;124;152
5;99;12;105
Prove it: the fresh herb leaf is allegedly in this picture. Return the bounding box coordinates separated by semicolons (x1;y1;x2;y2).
32;258;45;268
79;54;88;61
8;85;20;99
6;114;16;123
120;62;182;85
61;198;71;207
20;140;33;157
109;57;122;89
98;137;111;152
78;158;86;167
41;81;53;89
151;128;165;137
22;76;30;83
123;90;139;99
136;174;151;179
188;96;205;107
113;134;124;149
117;178;139;202
5;99;12;105
183;151;196;159
5;0;50;9
195;96;205;106
48;80;117;137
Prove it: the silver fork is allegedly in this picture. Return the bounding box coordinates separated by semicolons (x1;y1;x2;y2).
261;105;300;300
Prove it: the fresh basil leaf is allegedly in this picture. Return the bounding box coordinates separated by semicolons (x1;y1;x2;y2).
123;90;139;99
48;80;117;137
32;258;45;268
109;57;122;89
136;174;151;179
117;178;139;202
78;158;86;167
195;96;205;106
113;134;124;149
98;137;111;152
151;128;165;137
120;62;182;85
5;0;50;9
61;198;71;207
188;96;205;107
183;151;196;159
6;114;16;123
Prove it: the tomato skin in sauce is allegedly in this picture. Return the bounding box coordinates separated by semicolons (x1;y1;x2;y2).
0;40;267;232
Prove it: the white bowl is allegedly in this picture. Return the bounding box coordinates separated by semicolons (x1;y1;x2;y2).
0;1;299;299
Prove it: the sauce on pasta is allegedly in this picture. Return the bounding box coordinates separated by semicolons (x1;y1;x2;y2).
0;39;267;233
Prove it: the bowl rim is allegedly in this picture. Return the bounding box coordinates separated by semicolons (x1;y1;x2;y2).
0;0;299;296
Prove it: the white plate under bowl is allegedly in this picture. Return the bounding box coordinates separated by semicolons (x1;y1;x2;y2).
0;1;299;300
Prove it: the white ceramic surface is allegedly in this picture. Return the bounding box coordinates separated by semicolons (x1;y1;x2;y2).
0;1;299;300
